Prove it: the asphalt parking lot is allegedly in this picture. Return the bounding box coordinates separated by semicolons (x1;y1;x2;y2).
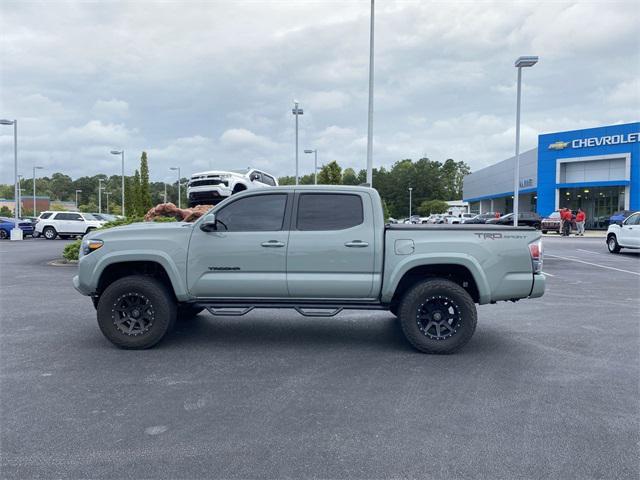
1;235;639;479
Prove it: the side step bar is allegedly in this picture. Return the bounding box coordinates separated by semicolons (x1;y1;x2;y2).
198;301;386;318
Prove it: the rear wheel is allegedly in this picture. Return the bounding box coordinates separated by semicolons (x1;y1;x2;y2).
398;278;477;354
541;230;547;234
607;235;621;253
96;275;176;349
0;229;8;239
43;226;57;240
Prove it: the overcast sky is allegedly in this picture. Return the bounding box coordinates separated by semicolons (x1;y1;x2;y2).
1;0;638;184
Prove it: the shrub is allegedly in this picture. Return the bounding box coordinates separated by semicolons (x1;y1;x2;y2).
63;239;81;262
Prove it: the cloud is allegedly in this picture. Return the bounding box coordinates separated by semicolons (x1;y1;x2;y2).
219;128;277;150
91;99;129;120
0;1;638;184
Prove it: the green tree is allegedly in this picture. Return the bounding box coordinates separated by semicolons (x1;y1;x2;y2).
131;170;142;216
317;161;342;185
417;199;449;216
124;176;136;217
139;151;152;212
0;206;12;216
342;168;359;185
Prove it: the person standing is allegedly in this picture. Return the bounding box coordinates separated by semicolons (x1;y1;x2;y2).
562;208;572;236
558;209;565;236
576;208;586;236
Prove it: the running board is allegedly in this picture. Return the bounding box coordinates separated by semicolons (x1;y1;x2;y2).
197;301;386;318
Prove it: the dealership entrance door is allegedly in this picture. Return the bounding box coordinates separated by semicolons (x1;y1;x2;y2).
558;186;626;229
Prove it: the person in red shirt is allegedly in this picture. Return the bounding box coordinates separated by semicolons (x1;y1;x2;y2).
561;208;572;236
575;208;586;236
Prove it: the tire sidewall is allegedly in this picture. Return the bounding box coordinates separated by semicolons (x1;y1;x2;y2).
97;275;176;349
398;279;477;354
607;235;620;253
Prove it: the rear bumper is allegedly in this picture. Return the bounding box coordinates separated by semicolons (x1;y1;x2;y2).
529;273;545;298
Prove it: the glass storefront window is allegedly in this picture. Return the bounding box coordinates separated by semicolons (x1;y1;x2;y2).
558;186;625;229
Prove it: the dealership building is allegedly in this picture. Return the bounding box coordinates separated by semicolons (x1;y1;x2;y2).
463;122;640;229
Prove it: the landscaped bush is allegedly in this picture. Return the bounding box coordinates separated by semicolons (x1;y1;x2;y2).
63;239;81;262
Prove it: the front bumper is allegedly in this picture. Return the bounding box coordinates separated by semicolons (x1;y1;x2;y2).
529;273;545;298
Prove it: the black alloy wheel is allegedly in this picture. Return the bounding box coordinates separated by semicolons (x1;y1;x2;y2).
416;296;462;340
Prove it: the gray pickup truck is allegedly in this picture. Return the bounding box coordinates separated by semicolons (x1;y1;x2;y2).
73;186;545;354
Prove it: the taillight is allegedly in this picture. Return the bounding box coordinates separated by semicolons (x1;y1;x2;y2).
528;239;543;274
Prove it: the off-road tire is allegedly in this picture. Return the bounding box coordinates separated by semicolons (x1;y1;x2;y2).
398;278;477;354
43;227;57;240
607;234;621;254
177;304;204;320
96;275;176;349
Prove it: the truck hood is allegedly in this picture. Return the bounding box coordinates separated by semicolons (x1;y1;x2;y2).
89;221;194;239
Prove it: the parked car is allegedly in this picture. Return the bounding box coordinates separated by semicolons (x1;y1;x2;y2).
609;210;638;226
442;215;461;224
91;213;121;222
486;212;541;229
462;212;497;224
0;217;35;239
606;212;640;253
541;211;576;234
74;185;544;354
187;168;277;207
35;211;105;240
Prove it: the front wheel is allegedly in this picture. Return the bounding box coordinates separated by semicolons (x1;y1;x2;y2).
607;235;621;253
96;275;177;349
398;278;477;354
0;229;8;240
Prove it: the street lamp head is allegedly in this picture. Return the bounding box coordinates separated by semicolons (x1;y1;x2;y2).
34;166;43;170
170;167;179;171
0;119;15;125
110;150;122;155
304;149;314;154
76;189;82;193
515;56;539;68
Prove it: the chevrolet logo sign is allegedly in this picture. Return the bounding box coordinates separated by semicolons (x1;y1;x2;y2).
548;141;569;150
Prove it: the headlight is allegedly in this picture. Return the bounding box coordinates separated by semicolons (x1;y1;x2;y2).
81;239;103;257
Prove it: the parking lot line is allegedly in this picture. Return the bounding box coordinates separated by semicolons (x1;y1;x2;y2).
546;254;640;276
576;248;606;256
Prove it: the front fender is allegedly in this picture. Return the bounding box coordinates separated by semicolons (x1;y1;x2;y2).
78;249;190;301
381;253;492;304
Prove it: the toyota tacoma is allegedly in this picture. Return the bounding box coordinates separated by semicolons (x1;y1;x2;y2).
73;186;545;354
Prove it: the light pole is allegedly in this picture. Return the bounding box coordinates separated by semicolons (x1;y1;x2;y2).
32;165;43;216
98;178;105;214
512;55;538;226
75;189;82;210
17;174;23;218
304;149;319;185
163;182;168;203
292;101;304;185
170;167;181;208
366;0;375;187
0;119;21;240
110;150;125;216
104;191;111;213
408;187;413;219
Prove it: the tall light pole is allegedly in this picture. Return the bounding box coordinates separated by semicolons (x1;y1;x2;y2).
32;165;43;216
110;150;125;216
366;0;375;187
512;55;538;226
17;174;23;218
170;167;181;208
104;191;111;213
75;189;82;210
408;187;413;219
98;178;105;214
0;119;21;240
304;149;319;185
292;101;304;185
163;182;168;203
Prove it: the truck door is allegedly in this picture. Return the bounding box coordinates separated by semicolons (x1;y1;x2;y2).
187;192;291;298
286;192;375;299
620;213;640;247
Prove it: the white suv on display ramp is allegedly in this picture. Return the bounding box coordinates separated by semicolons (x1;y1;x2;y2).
35;211;105;240
187;168;278;207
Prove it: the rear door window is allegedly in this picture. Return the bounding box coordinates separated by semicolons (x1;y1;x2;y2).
296;194;363;231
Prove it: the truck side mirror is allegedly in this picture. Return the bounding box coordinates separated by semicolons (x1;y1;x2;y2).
200;213;217;232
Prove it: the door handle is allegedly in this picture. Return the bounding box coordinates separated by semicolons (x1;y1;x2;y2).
261;240;285;248
344;240;369;248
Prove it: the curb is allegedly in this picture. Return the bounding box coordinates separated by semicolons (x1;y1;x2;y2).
48;259;78;267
